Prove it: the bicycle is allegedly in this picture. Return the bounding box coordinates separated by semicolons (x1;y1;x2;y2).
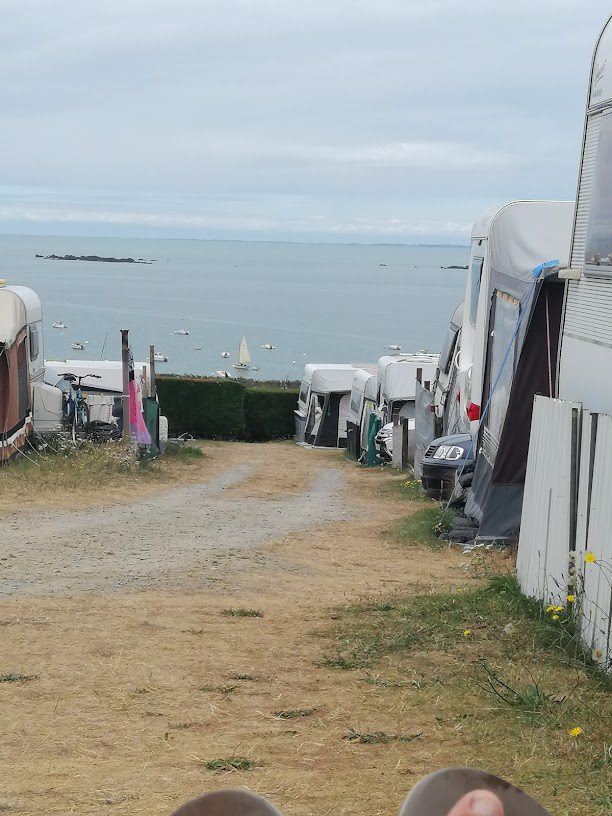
60;373;102;442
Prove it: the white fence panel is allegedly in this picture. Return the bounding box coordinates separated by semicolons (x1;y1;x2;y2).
577;413;612;669
517;396;581;604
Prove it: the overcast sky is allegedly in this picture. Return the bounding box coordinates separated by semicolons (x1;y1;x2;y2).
1;0;611;243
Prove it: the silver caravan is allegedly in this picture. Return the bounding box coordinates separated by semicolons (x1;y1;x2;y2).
558;16;612;412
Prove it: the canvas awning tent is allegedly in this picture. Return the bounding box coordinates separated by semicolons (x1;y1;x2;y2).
301;364;357;448
377;354;439;422
463;201;573;540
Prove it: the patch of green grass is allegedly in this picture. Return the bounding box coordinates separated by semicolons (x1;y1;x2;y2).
344;727;422;744
273;708;316;719
360;674;416;688
476;662;562;725
322;574;612;684
203;757;260;772
0;673;38;682
347;600;396;613
317;649;378;671
391;506;452;547
162;443;205;459
200;683;238;695
227;673;258;681
221;608;263;618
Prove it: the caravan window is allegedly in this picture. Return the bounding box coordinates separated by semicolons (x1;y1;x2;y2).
470;257;484;325
585;109;612;275
349;389;361;415
487;291;519;447
29;326;40;361
298;380;309;405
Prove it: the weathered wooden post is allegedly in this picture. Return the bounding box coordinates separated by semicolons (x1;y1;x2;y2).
149;345;157;399
121;329;131;439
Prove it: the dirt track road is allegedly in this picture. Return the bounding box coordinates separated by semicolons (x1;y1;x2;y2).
0;463;347;597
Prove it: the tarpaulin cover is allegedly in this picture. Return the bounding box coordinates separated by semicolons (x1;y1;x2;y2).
382;357;439;402
143;397;160;458
309;365;356;395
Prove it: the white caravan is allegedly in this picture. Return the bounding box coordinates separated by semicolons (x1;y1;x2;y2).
558;16;612;412
377;353;439;424
458;201;574;435
346;366;378;458
295;364;357;448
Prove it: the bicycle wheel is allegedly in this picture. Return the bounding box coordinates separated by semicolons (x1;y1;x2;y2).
73;400;90;441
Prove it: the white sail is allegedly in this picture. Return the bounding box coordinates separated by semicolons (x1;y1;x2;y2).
238;336;251;365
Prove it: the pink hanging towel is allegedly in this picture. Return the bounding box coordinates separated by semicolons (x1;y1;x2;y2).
128;352;152;445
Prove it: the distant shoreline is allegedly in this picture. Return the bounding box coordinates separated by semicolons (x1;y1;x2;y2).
1;232;470;249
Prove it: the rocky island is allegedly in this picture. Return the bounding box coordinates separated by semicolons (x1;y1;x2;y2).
36;254;154;264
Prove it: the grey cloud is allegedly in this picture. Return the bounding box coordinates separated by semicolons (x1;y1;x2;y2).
1;1;611;241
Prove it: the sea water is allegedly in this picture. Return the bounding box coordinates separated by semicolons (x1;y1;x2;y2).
0;235;468;381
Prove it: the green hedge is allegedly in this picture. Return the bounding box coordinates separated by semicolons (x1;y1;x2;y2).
244;388;297;441
156;377;246;439
156;376;298;441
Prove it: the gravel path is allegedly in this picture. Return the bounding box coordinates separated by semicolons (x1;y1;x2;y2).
0;465;347;598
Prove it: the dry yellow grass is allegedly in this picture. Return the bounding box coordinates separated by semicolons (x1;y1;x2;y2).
0;442;607;816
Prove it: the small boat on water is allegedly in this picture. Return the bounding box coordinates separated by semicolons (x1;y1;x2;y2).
174;328;189;335
71;342;85;351
153;352;168;362
388;344;402;351
233;336;251;370
261;343;276;350
220;351;230;358
52;321;67;329
193;346;202;351
214;370;232;379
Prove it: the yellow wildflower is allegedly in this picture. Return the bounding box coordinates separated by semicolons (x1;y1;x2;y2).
546;605;555;613
568;726;583;738
554;605;564;613
584;552;596;564
567;594;576;604
463;629;472;637
552;614;560;621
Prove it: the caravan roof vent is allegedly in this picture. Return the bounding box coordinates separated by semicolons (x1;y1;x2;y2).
0;280;6;287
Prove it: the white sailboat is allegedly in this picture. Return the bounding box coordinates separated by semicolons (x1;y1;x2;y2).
233;336;251;370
